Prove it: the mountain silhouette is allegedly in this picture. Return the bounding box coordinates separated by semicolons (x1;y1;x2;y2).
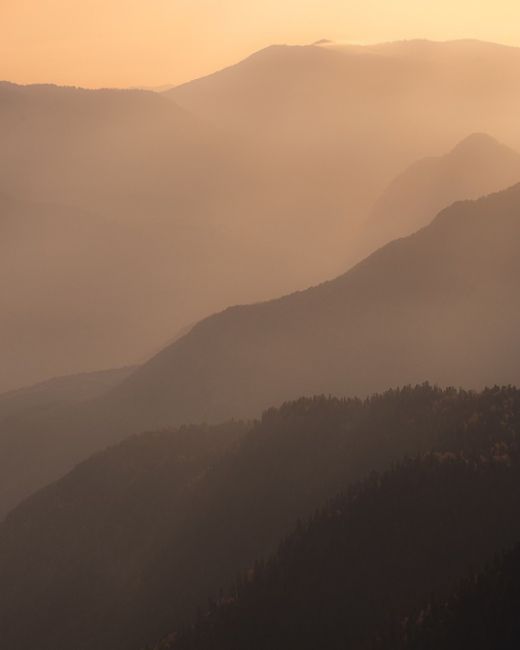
2;182;520;517
4;34;520;650
1;386;519;650
6;39;520;390
108;183;520;430
361;133;520;253
166;39;520;179
381;543;520;650
0;82;216;209
168;442;520;650
0;81;366;391
0;367;134;423
0;84;244;389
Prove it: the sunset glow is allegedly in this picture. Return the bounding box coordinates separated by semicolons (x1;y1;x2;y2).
2;0;520;88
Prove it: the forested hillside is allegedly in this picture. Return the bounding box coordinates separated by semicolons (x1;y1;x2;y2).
165;399;520;649
5;14;520;650
1;386;520;650
382;543;520;650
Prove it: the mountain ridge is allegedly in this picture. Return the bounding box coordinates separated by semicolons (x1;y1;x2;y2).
2;182;520;518
108;182;520;429
2;385;519;650
360;133;520;252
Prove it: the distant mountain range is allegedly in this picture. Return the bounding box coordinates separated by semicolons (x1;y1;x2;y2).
166;39;520;167
2;37;520;650
0;192;149;391
2;181;520;518
167;38;520;262
4;38;520;389
0;81;217;210
0;366;134;423
0;83;243;389
0;81;358;390
361;133;520;254
108;182;520;429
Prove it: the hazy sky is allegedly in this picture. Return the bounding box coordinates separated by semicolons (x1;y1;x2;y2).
2;0;520;88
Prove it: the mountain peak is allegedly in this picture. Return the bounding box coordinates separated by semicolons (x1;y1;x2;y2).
451;132;502;155
364;133;520;252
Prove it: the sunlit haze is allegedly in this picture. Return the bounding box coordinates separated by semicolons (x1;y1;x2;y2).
2;0;520;87
3;2;520;650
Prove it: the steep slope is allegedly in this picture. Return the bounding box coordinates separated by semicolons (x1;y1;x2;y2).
167;44;407;143
166;40;520;176
0;367;134;423
164;441;520;649
0;85;236;389
166;39;520;248
1;386;517;650
382;544;520;650
362;133;520;252
0;80;364;391
109;183;520;430
0;421;246;649
0;366;132;515
165;43;414;220
7;39;520;391
3;182;520;517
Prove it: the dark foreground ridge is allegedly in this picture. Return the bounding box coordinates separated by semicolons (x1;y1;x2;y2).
161;389;520;650
1;385;520;650
376;543;520;650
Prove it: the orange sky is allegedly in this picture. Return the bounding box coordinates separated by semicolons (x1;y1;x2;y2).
2;0;520;88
